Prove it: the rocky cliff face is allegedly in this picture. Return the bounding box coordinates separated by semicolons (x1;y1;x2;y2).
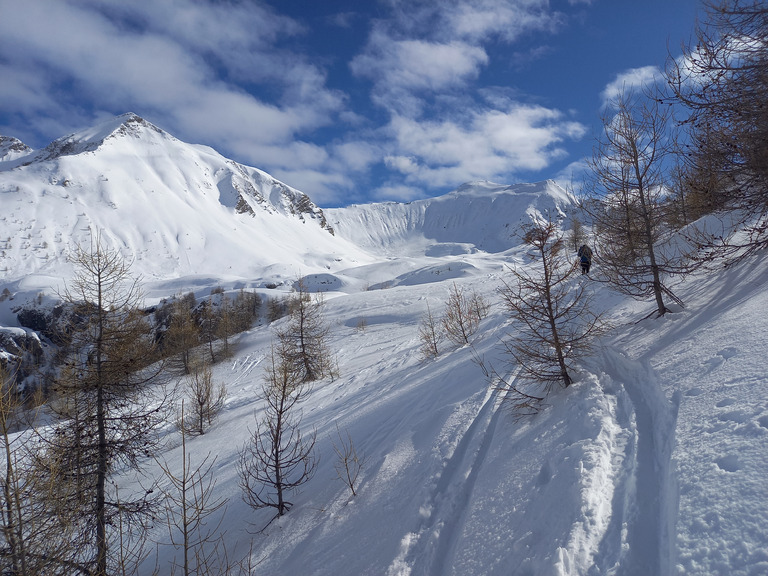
0;135;32;162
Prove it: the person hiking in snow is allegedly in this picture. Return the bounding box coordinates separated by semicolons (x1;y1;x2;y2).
577;244;593;275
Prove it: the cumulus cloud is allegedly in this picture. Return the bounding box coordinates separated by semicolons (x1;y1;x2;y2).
442;0;563;43
384;155;421;175
384;101;585;188
601;66;662;104
0;1;344;151
352;0;563;116
346;0;583;197
371;183;426;202
351;35;488;93
553;158;592;192
0;0;593;205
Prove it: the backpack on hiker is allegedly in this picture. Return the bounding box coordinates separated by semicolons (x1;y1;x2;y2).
577;244;592;261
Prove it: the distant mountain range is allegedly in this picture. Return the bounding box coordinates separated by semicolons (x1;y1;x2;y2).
0;113;574;288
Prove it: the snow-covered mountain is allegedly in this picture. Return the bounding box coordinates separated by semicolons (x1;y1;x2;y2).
0;135;32;162
2;115;765;576
0;114;574;291
0;113;369;285
326;179;573;257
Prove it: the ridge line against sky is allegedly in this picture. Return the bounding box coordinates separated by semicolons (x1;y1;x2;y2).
0;0;700;207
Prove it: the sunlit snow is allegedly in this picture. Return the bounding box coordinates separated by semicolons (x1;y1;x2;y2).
1;115;766;575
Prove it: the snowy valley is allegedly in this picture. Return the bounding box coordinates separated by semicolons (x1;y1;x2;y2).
1;115;766;575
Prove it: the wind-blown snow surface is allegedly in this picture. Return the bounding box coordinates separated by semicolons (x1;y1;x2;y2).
1;115;766;575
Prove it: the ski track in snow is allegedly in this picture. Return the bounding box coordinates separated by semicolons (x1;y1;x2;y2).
601;348;680;576
388;381;508;576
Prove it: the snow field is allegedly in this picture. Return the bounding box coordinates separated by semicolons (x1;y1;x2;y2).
3;115;766;573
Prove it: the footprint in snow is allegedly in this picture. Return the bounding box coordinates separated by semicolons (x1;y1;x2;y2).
717;410;748;423
717;347;739;360
535;461;552;487
703;347;740;374
715;454;741;472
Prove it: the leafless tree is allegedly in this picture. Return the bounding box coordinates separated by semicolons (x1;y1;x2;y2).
39;235;170;576
198;296;221;365
166;293;201;375
581;89;685;316
276;277;334;383
159;402;228;576
232;289;261;333
237;345;317;527
441;283;480;346
0;364;76;576
568;216;588;252
468;289;490;325
331;424;365;498
666;0;768;260
498;220;607;413
418;301;442;360
266;296;289;323
180;363;227;437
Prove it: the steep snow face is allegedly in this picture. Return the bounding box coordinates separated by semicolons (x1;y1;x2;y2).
0;114;367;284
0;135;32;162
325;180;575;256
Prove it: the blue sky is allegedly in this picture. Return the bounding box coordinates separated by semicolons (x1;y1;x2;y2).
0;0;700;207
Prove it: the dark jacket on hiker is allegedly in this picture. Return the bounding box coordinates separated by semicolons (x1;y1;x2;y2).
577;245;593;274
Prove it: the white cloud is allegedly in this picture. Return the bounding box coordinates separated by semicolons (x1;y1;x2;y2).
0;64;59;119
351;33;488;96
385;102;586;188
328;11;360;29
553;158;592;192
333;141;380;172
0;0;345;152
371;183;425;202
351;0;564;115
443;0;563;43
0;0;593;206
385;155;421;174
601;66;662;104
271;167;355;207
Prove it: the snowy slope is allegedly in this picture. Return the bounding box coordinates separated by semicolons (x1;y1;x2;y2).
0;135;32;162
1;114;766;575
115;244;766;576
325;180;574;257
0;114;371;285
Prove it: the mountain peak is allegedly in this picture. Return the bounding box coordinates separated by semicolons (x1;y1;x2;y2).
33;113;166;162
109;113;164;138
0;135;33;162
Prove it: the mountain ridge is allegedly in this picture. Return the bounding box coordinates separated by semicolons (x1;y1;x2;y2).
0;113;353;285
326;179;574;256
0;113;573;287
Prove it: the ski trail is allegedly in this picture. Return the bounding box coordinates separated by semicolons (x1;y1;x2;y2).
603;348;680;575
389;375;512;576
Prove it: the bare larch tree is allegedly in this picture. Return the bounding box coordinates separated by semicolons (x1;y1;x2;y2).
581;89;685;316
237;344;317;527
666;0;768;260
499;220;607;413
39;236;169;576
